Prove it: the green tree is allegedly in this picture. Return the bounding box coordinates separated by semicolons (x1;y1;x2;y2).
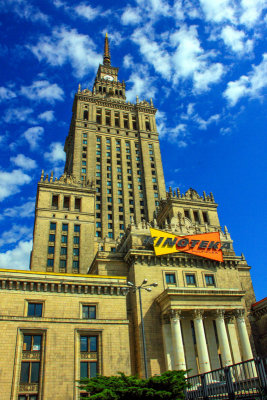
79;370;187;400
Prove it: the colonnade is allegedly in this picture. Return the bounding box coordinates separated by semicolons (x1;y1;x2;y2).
162;308;254;375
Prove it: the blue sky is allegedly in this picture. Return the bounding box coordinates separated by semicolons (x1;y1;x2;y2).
0;0;266;300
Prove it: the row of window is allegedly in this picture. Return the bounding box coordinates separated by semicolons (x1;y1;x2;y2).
49;222;80;232
95;110;142;131
184;210;209;225
52;195;81;211
165;272;215;287
27;302;96;319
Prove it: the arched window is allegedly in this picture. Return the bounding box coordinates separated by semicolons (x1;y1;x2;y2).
83;110;88;120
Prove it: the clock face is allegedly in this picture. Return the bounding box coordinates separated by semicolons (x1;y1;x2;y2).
104;75;114;81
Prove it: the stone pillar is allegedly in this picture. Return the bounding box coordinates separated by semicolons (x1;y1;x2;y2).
162;315;174;371
235;309;253;360
226;316;241;364
170;310;186;371
193;310;211;373
215;310;233;366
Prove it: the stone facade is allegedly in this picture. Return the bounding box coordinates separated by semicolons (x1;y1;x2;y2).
0;35;261;400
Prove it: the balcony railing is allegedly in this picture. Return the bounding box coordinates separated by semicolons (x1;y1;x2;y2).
185;358;267;400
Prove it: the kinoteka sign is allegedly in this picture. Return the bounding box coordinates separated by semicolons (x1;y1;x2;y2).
143;228;231;262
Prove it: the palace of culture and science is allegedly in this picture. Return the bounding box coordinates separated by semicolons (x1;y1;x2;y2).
0;34;263;400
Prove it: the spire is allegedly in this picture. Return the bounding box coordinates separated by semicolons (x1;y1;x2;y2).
103;32;111;66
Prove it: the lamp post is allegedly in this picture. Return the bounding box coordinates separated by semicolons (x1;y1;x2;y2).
127;279;158;379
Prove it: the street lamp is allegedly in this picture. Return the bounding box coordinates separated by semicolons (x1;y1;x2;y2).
127;279;158;379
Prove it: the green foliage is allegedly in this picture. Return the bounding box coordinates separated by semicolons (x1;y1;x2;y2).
79;370;187;400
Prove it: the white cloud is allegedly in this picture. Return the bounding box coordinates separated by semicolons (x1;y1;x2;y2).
132;29;172;79
0;169;31;201
38;110;55;122
44;142;65;163
29;27;102;78
193;63;224;92
121;7;142;25
3;107;34;124
126;67;157;102
0;239;32;270
74;3;101;20
194;113;220;130
0;0;48;23
2;201;35;219
123;55;134;68
11;154;37;170
0;86;16;101
220;26;253;54
171;25;224;91
136;0;171;18
23;126;44;150
199;0;236;23
224;53;267;106
240;0;267;27
20;80;64;103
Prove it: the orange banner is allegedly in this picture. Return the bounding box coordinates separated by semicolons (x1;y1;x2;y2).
150;228;224;262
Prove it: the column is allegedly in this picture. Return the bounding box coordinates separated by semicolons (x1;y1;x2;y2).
170;310;186;370
235;309;253;360
182;319;198;376
226;316;241;364
162;315;174;371
204;319;220;370
235;309;257;377
193;310;211;373
215;310;233;366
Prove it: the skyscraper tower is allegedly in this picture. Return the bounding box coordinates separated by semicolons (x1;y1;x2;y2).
30;34;166;274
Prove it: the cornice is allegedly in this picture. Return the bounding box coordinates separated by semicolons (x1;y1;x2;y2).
124;249;245;269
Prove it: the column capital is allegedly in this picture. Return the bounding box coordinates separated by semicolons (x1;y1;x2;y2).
193;309;204;320
215;309;225;319
225;314;235;324
170;309;182;322
234;309;245;320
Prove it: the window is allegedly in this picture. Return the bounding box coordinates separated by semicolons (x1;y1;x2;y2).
83;133;87;138
149;144;152;148
205;275;215;286
48;246;54;254
62;223;68;231
186;274;196;286
108;232;113;238
154;193;158;198
107;197;112;203
61;235;67;244
28;303;43;317
75;198;81;211
118;190;122;195
50;222;56;230
82;168;86;173
47;259;54;267
83;140;87;145
52;195;59;208
117;167;122;172
73;260;79;269
49;234;55;242
82;305;96;319
152;178;157;183
20;362;40;384
80;361;98;379
23;334;41;351
120;224;124;230
119;207;123;212
63;196;70;210
82;161;86;166
193;211;200;224
108;223;113;229
128;184;132;189
184;210;190;220
74;236;80;244
118;198;123;203
107;189;112;194
96;222;101;228
96;136;101;142
117;182;122;188
60;247;67;255
60;259;66;268
73;248;79;256
108;214;112;220
165;273;176;284
203;211;209;224
74;224;80;232
83;110;88;120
